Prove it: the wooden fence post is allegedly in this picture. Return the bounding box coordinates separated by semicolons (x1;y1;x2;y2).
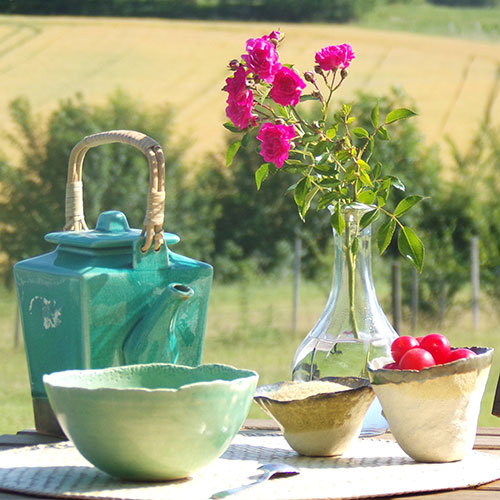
392;261;402;334
471;236;479;331
292;236;301;337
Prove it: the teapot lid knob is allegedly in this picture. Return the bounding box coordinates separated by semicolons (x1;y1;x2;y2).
95;211;131;233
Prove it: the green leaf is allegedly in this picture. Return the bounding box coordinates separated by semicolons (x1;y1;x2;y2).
360;209;379;229
394;195;424;218
385;108;417;124
398;226;425;272
372;162;382;179
258;86;271;104
336;150;351;163
319;178;341;188
377;126;390;141
317;191;338;209
357;159;371;171
352;127;369;139
357;190;376;205
300;186;319;220
371;102;379;128
286;181;299;194
343;103;352;116
331;204;345;235
326;126;337;139
226;140;241;166
388;175;405;191
313;164;337;175
223;121;240;133
351;237;359;256
302;134;322;143
377;218;396;255
255;163;269;190
294;177;310;211
358;168;373;187
275;103;289;118
344;164;357;182
313;140;329;157
241;131;252;148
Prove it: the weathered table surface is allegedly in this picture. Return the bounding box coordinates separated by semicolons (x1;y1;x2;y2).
0;420;499;500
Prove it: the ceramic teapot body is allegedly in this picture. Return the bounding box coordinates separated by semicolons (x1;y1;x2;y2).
14;131;213;435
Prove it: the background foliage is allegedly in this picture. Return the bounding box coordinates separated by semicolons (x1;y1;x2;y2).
0;91;181;283
0;0;375;22
2;87;500;321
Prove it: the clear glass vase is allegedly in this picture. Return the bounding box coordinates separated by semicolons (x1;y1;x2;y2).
291;203;398;436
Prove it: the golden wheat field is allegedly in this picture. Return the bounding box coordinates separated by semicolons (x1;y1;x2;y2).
0;15;499;165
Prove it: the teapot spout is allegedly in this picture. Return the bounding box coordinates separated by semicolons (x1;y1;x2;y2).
122;283;194;365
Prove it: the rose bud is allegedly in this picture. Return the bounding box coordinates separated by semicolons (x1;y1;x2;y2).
228;59;240;71
304;71;315;83
314;64;324;75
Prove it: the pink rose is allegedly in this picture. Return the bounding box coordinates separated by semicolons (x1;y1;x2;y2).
242;37;280;83
226;91;254;130
270;66;306;107
257;122;295;168
225;66;250;103
315;44;355;71
263;30;281;42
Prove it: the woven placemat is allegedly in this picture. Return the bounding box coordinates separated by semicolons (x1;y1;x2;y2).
0;433;499;500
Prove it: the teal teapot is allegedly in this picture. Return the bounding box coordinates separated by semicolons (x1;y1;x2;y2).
14;131;213;436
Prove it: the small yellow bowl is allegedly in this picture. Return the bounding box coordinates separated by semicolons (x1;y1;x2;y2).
254;377;374;457
368;346;494;463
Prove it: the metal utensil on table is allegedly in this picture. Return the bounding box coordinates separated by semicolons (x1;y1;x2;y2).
210;463;300;499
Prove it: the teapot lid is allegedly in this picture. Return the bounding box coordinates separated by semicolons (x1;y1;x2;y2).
45;211;180;249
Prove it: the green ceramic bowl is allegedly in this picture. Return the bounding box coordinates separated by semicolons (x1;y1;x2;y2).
43;363;258;481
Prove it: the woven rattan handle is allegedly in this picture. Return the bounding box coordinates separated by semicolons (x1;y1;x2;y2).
65;130;165;252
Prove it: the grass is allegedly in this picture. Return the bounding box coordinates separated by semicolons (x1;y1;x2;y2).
3;275;499;434
0;14;499;168
358;1;500;42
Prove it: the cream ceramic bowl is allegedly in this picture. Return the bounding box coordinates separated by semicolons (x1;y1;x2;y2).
254;377;374;457
368;347;493;463
43;363;258;481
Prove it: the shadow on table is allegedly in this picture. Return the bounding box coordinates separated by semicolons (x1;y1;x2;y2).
222;442;415;469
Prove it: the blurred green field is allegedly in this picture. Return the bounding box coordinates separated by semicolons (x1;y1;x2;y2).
0;14;499;167
1;278;498;434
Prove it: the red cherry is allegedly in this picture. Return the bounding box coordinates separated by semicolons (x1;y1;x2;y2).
447;348;477;363
399;348;436;371
383;362;400;370
416;336;424;344
419;333;451;364
391;336;419;364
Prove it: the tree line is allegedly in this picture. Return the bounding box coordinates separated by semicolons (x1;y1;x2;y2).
0;0;374;22
0;88;499;319
1;1;498;22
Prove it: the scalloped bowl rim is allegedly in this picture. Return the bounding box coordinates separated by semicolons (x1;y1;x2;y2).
254;377;372;405
368;346;493;384
43;363;258;395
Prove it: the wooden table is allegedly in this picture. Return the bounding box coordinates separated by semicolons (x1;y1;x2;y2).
0;422;499;500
